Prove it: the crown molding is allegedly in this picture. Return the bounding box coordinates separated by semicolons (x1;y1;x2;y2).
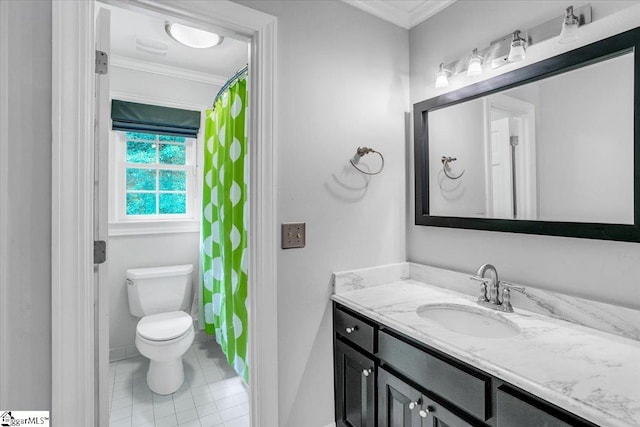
342;0;455;29
110;54;228;86
409;0;456;28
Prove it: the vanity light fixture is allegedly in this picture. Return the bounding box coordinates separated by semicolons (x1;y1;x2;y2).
467;48;484;77
433;4;591;88
558;6;580;44
435;63;450;88
508;30;527;62
165;23;224;49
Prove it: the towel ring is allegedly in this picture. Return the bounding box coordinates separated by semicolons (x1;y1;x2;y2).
441;156;465;180
350;146;385;175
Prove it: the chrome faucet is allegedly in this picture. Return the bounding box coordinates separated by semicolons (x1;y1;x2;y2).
469;264;525;313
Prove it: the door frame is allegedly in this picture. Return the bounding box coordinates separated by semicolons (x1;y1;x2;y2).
51;1;278;426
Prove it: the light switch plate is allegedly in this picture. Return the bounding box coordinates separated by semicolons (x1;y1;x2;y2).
282;223;306;249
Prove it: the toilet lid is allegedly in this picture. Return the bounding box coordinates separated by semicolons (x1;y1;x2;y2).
137;311;192;341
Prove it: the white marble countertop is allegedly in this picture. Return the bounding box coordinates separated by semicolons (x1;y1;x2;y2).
331;263;640;427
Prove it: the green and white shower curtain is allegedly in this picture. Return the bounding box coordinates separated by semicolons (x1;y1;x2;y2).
201;76;248;382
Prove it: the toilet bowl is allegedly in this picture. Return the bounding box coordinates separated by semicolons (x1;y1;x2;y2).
135;311;195;395
126;264;194;395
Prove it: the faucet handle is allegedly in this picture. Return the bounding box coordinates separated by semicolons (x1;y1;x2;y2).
470;276;490;302
501;281;525;293
500;282;525;313
470;275;490;284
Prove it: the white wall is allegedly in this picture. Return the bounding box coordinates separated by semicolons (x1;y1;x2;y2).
107;66;221;359
110;66;220;108
0;0;52;410
235;1;409;426
533;54;634;223
408;2;640;309
428;98;486;217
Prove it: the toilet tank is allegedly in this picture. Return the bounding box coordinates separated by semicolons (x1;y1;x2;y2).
126;264;194;317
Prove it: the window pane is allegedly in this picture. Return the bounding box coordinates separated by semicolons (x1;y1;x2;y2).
159;144;186;165
126;132;156;141
127;141;156;163
127;168;156;190
159;170;186;191
158;135;186;143
127;192;157;215
159;193;186;214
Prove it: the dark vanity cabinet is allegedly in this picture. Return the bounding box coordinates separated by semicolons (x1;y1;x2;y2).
378;368;473;427
335;340;376;427
333;303;598;427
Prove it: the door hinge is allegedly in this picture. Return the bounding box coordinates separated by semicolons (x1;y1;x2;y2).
95;50;108;75
510;136;519;147
94;240;107;264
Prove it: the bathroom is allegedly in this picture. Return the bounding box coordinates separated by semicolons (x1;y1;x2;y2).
2;1;640;427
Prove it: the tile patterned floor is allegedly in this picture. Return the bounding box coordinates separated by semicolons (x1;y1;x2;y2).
109;341;249;427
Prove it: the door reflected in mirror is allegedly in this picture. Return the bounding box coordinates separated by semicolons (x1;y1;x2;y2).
427;51;634;225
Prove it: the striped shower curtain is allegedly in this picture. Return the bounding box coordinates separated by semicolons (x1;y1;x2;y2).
201;76;249;382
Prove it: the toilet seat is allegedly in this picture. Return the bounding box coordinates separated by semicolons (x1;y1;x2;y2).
136;311;193;342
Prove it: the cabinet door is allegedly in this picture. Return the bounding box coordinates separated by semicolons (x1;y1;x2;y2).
419;394;476;427
335;340;376;427
378;368;423;427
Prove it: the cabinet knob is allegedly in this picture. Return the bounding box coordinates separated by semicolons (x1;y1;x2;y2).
362;368;373;377
408;399;422;410
419;406;434;418
345;325;359;334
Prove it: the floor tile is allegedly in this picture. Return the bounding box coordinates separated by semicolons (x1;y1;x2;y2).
198;413;223;427
132;408;154;426
195;402;218;418
110;341;244;427
176;408;199;424
111;405;133;421
155;414;178;427
223;415;249;427
109;416;132;427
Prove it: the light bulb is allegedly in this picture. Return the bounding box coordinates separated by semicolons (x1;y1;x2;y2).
435;63;449;88
558;6;580;44
467;48;483;77
165;23;223;49
508;30;526;62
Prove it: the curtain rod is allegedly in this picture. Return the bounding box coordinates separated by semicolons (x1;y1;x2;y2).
212;64;248;108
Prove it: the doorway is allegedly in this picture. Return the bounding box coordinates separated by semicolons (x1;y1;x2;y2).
51;1;278;426
99;3;250;426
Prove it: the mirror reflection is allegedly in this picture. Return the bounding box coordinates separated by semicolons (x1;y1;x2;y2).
428;51;634;224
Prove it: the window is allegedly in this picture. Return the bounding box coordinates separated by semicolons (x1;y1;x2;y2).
111;131;198;229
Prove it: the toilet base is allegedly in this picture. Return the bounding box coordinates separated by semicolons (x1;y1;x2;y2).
146;358;184;395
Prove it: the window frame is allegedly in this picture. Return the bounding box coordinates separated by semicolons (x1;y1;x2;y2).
109;129;202;236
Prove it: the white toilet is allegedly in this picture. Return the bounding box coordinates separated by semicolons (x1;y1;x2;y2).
126;264;195;395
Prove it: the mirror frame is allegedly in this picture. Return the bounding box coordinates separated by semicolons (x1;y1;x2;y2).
414;27;640;242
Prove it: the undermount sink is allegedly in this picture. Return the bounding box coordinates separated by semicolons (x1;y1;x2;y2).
416;304;521;339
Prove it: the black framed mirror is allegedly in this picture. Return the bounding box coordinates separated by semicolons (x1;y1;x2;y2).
414;26;640;242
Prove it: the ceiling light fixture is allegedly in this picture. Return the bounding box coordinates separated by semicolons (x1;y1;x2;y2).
508;30;527;62
435;63;450;88
558;6;580;44
165;23;224;49
467;48;484;77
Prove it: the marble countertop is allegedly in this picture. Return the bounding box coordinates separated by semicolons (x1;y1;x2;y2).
331;263;640;427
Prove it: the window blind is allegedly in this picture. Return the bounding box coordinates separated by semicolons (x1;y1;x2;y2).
111;100;201;138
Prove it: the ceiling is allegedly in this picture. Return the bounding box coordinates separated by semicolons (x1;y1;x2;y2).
100;2;249;83
100;0;454;84
342;0;456;29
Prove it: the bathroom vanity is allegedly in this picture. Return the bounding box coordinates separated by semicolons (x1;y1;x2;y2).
331;263;640;427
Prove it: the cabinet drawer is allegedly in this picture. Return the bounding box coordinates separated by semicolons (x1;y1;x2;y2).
334;306;375;353
378;330;489;421
497;386;595;427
